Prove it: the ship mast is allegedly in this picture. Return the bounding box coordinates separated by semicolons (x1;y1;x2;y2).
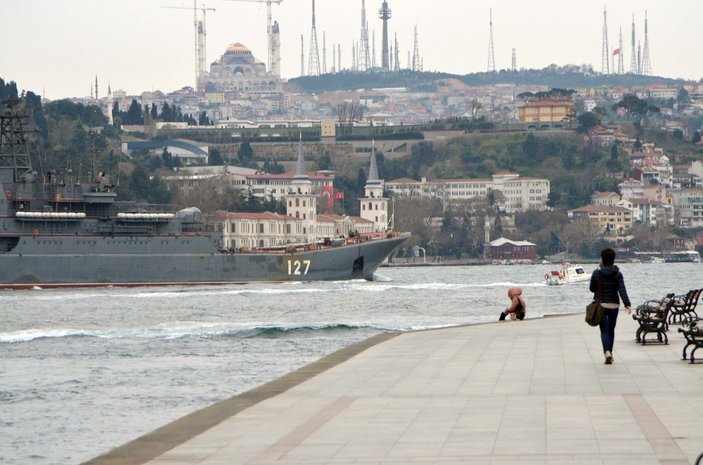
0;100;34;184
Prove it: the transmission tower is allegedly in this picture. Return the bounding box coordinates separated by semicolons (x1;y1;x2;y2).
412;26;421;72
641;10;652;76
487;9;496;72
308;0;321;76
601;6;609;75
359;0;370;71
617;28;624;74
511;48;516;71
629;14;638;73
379;1;391;70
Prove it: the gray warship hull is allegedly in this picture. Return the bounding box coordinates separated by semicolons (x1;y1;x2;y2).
0;233;409;289
0;100;408;288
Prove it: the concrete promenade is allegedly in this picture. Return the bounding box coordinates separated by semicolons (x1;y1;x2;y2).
86;313;702;465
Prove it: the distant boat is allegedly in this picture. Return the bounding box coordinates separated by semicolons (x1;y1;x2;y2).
664;251;701;263
544;263;590;286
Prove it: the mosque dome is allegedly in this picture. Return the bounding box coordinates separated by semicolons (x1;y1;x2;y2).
225;43;251;55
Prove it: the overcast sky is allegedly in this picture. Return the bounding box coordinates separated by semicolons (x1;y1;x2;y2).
2;0;701;100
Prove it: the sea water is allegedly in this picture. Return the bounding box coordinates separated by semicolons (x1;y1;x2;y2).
1;263;700;465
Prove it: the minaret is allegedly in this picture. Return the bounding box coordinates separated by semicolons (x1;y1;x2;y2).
287;136;316;242
359;143;388;232
322;31;327;74
300;34;305;76
617;28;624;74
95;76;99;100
483;216;491;260
271;21;281;78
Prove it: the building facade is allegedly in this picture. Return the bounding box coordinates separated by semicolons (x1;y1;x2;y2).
567;205;634;234
518;99;575;126
385;173;550;213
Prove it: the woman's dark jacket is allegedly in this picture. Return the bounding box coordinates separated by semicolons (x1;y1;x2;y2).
590;265;631;307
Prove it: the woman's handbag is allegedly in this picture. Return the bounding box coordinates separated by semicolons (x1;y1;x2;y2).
585;301;603;326
586;270;603;326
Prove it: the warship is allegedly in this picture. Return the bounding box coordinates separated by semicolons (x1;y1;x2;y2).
0;100;408;289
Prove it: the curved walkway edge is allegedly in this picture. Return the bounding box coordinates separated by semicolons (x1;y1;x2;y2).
83;314;703;465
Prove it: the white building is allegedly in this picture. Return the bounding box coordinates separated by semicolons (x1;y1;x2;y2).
385;173;550;213
209;142;385;249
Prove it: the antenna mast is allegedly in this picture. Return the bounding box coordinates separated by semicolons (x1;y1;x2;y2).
487;9;496;72
629;14;637;73
379;1;391;71
308;0;321;75
412;26;420;71
641;10;652;75
359;0;370;71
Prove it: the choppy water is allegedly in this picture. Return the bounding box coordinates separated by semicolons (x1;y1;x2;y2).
1;263;700;465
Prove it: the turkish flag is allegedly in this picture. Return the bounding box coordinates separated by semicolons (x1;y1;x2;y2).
334;191;345;200
321;186;334;208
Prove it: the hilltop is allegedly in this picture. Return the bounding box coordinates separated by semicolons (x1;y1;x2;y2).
287;66;686;93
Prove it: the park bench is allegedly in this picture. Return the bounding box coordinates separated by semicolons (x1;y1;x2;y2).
632;292;676;344
678;318;703;364
668;288;702;325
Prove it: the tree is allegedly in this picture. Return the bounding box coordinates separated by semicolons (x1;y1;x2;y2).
238;142;254;165
124;99;144;125
208;148;224;166
576;111;600;133
693;130;701;144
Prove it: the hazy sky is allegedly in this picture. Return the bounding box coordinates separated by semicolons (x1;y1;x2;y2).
2;0;701;99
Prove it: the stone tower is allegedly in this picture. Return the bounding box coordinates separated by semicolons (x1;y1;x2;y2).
359;145;388;232
286;138;317;242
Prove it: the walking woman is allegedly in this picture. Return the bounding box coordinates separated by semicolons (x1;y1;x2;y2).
590;248;632;364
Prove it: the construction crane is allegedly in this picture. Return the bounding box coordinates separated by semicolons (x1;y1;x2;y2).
163;2;216;89
221;0;284;76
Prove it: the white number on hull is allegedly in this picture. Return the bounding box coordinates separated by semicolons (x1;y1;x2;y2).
287;259;311;275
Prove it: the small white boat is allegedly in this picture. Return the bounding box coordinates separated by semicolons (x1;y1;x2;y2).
544;263;590;285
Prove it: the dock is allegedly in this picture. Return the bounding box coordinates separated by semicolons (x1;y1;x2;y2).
85;313;702;465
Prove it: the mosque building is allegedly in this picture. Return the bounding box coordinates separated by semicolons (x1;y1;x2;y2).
198;43;280;96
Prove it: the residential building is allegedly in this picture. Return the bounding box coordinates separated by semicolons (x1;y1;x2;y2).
385;173;550;213
567;205;634;234
518;98;575;127
592;191;620;206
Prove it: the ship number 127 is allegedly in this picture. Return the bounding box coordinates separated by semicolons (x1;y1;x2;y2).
287;259;311;275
